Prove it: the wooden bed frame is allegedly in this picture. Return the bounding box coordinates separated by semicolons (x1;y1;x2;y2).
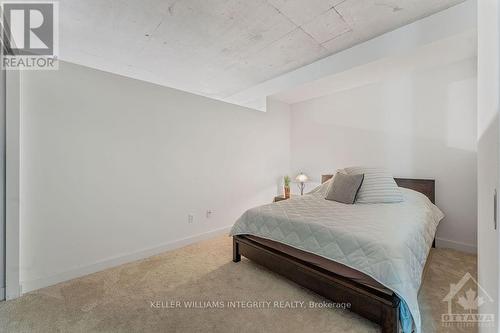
233;176;436;333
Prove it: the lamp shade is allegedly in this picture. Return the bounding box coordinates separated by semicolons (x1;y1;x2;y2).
296;173;308;183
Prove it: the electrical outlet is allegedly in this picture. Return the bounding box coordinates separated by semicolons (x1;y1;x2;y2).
206;210;213;218
188;214;194;223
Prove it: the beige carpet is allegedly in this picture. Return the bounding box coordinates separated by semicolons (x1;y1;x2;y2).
0;236;477;333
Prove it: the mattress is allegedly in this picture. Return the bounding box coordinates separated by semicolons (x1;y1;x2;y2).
230;185;444;333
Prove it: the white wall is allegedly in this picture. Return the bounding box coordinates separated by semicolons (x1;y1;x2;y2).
5;70;21;300
0;67;5;299
477;0;499;330
288;58;477;253
19;61;290;292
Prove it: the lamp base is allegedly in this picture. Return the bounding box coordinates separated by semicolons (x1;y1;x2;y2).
298;182;305;196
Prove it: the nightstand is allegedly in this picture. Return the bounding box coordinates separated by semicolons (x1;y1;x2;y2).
274;195;295;202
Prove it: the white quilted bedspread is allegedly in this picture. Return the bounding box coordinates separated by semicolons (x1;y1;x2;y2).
230;185;443;333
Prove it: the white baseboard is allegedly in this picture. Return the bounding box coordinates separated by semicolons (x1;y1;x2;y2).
436;237;477;254
19;229;474;294
21;226;232;294
0;287;5;301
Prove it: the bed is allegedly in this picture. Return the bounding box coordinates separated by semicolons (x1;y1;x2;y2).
230;176;441;333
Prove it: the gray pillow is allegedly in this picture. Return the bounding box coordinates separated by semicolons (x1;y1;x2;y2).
325;173;364;204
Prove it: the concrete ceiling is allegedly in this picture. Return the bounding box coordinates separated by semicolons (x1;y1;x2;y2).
271;30;477;105
59;0;466;105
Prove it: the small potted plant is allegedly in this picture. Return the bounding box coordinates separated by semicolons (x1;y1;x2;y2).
284;175;291;199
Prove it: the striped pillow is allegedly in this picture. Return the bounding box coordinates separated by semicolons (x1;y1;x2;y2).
344;167;403;203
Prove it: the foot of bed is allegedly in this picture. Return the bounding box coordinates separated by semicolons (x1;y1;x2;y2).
233;237;241;262
381;303;399;333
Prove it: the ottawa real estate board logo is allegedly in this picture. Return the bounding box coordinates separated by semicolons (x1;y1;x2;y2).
1;1;58;70
442;272;494;328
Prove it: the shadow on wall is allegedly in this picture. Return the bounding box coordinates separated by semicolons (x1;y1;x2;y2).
409;59;477;251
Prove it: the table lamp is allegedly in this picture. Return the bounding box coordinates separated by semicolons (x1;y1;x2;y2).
296;172;308;195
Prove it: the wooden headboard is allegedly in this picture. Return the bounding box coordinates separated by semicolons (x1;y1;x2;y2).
321;175;435;204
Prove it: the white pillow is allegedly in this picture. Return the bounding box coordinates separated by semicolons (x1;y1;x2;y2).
344;166;403;203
